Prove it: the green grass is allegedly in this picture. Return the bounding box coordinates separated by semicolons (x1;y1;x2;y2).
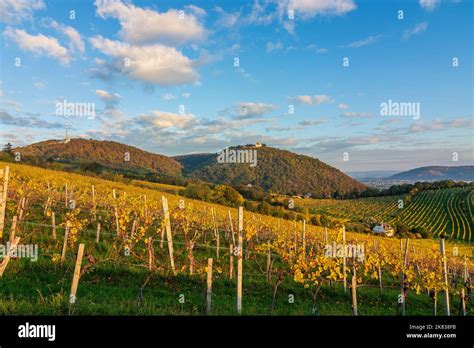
1;254;469;316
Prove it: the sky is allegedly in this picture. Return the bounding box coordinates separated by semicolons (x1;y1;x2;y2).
0;0;472;172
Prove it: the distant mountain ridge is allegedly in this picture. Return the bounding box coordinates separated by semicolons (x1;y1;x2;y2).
390;166;474;181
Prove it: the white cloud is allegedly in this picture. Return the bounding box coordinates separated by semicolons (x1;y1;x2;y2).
96;89;121;109
161;93;176;101
341;111;372;118
33;81;46;89
306;44;328;53
266;41;284;52
288;0;357;19
337;103;349;110
233;102;278;119
0;0;45;24
135;110;197;129
182;92;191;99
419;0;440;11
3;27;70;65
185;5;207;17
247;0;275;25
214;6;241;28
95;0;206;45
89;36;198;85
402;22;428;40
293;95;333;105
298;119;326;126
346;34;382;48
47;20;85;54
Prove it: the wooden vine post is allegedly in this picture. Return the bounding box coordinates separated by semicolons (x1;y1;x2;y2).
52;212;57;240
162;196;175;275
351;264;358;316
61;222;70;264
229;244;234;279
148;237;154;271
91;185;96;221
461;254;468;316
0;236;20;277
9;216;17;243
302;219;306;253
69;243;85;305
228;210;236;246
0;166;10;239
211;208;219;259
400;238;409;316
188;241;195;276
342;225;347;293
440;238;450;316
64;183;68;208
96;222;101;243
378;263;383;294
237;206;243;315
266;244;272;282
206;258;213;315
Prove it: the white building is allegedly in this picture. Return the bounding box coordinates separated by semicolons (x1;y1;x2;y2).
372;223;395;237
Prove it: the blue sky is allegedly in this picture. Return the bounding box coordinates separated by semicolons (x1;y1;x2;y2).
0;0;472;172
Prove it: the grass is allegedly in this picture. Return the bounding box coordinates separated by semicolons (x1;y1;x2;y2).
1;250;469;316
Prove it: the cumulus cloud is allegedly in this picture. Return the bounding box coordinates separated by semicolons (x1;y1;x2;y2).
89;36;198;85
403;22;428;40
3;27;70;64
46;19;85;54
0;0;45;24
135;110;197;129
293;95;333;105
95;0;206;45
95;89;121;109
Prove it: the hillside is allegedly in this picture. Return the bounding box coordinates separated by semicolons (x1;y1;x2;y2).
178;145;366;197
13;138;182;176
390;166;474;182
1;160;471;317
173;153;215;174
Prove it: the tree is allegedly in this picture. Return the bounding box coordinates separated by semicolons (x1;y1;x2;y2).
2;143;13;154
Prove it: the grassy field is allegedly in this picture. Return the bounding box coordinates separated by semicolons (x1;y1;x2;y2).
0;161;472;316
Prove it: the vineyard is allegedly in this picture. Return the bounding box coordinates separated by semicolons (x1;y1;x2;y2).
295;188;474;242
0;161;472;316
